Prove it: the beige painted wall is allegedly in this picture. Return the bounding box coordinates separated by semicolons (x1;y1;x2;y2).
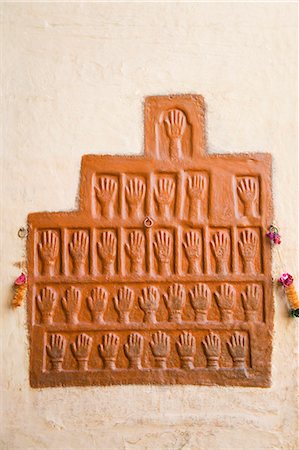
1;2;298;449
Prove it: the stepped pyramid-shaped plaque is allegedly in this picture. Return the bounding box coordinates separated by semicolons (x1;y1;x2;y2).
28;95;273;387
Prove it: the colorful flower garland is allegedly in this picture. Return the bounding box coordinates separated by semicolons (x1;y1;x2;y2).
267;225;299;317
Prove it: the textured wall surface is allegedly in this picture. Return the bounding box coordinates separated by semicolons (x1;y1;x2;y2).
1;2;298;449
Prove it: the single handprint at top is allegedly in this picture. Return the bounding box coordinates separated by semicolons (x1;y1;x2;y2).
227;332;247;369
154;178;175;220
154;230;172;276
164;283;186;323
38;230;59;276
150;331;170;369
95;176;117;219
202;332;221;369
61;286;81;324
210;231;230;275
125;231;145;275
69;230;89;276
176;331;196;370
87;286;108;324
239;229;258;274
138;286;160;323
46;334;66;371
189;283;211;322
237;177;257;218
164;109;186;159
183;231;202;274
97;231;117;275
125;178;146;220
241;284;261;321
113;286;134;324
124;332;144;369
71;333;93;371
36;286;57;325
187;174;207;221
215;283;236;323
98;333;120;370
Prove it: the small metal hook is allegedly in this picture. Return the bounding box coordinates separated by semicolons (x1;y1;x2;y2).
18;227;28;239
144;216;154;228
269;225;279;234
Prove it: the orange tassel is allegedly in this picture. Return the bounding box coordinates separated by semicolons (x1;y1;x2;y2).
12;273;27;308
278;273;299;317
285;284;299;310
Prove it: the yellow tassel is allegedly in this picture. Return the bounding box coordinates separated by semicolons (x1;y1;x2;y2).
12;283;27;308
12;273;27;308
285;284;299;310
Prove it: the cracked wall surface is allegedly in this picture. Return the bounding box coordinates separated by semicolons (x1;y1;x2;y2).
1;2;298;449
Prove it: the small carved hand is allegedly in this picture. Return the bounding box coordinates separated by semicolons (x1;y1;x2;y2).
150;331;170;369
239;229;258;274
241;284;261;321
154;230;172;276
189;283;211;322
98;333;120;370
97;231;117;275
113;286;134;324
124;333;144;369
164;109;186;159
87;287;108;324
138;286;160;323
61;286;81;324
46;334;66;371
164;283;186;323
187;174;206;201
183;231;202;274
237;177;257;217
95;177;117;219
227;332;247;369
187;174;207;221
125;178;145;219
125;231;145;275
176;331;196;369
69;230;89;276
154;178;175;219
202;332;221;369
36;287;57;325
211;231;230;275
38;230;59;276
215;283;236;322
71;333;93;371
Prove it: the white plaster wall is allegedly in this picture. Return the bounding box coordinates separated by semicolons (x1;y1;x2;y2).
1;2;298;449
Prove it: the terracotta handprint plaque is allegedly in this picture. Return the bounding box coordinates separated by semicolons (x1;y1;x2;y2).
27;94;273;387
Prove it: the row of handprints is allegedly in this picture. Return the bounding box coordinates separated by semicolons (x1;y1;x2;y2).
36;227;261;276
36;283;262;325
45;330;248;372
91;174;259;221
